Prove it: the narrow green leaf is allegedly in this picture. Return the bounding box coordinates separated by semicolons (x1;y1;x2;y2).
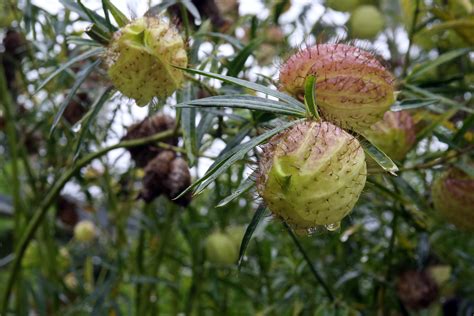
36;48;104;93
391;177;428;211
103;0;130;27
66;36;102;47
77;0;115;33
416;108;457;141
175;120;301;199
227;39;262;77
359;136;398;175
175;67;305;110
217;174;255;208
176;95;305;116
238;203;267;267
407;48;470;82
73;87;113;161
50;60;101;135
59;0;114;31
404;84;474;113
303;75;319;119
390;98;438;111
181;107;197;166
196;112;215;150
145;0;177;16
180;0;201;20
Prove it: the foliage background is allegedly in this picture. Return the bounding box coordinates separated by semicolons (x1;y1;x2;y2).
0;0;473;315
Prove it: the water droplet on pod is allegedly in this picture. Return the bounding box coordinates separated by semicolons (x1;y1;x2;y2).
325;222;341;231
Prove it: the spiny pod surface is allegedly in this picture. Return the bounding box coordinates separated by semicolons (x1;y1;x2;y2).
256;121;367;232
432;167;474;231
279;44;395;132
105;17;187;106
365;111;416;161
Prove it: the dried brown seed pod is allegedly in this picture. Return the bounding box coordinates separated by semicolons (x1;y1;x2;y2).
139;150;192;206
3;29;27;61
396;270;439;310
63;92;89;125
123;114;177;168
56;195;79;227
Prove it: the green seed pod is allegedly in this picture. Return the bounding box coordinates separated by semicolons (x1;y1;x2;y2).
105;17;188;106
432;167;474;231
364;111;416;161
74;220;97;243
256;121;367;232
225;226;245;250
350;5;385;39
279;44;395;132
205;232;238;265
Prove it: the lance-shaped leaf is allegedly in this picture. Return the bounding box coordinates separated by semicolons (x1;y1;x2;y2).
359;135;399;175
238;203;267;268
175;67;305;110
175;95;305;117
217;173;256;208
391;98;438;111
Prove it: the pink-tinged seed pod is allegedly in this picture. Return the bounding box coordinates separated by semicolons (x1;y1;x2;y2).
365;111;416;161
432;167;474;231
256;121;366;232
279;44;396;132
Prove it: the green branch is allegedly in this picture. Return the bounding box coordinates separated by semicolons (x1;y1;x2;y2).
1;129;176;314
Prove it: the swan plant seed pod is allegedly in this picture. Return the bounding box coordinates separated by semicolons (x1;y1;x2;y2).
279;44;395;132
257;121;367;232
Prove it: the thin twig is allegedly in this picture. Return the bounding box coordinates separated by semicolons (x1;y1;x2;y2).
283;222;335;302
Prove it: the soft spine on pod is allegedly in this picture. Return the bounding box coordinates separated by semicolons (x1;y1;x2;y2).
256;121;367;232
105;17;188;106
279;44;395;132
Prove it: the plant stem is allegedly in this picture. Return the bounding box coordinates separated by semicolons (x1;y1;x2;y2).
1;129;176;314
402;0;421;77
283;222;335;302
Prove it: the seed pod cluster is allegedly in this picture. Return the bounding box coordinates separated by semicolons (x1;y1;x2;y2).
396;270;439;310
257;121;366;231
431;167;474;231
105;17;187;106
279;44;396;132
364;111;416;161
124;114;192;206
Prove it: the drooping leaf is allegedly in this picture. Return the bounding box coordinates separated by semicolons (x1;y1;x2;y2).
359;136;399;175
175;95;305;117
391;98;438;111
50;59;101;135
73;87;113;161
36;48;104;93
227;39;262;77
238;203;267;267
217;173;256;208
175;67;305;110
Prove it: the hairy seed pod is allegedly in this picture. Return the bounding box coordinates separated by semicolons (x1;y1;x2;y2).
256;121;367;231
396;270;439;310
432;167;474;231
123;113;177;168
205;231;238;265
365;111;416;161
105;17;187;106
279;44;395;132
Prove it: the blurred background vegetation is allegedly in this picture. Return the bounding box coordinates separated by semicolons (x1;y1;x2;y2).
0;0;473;315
